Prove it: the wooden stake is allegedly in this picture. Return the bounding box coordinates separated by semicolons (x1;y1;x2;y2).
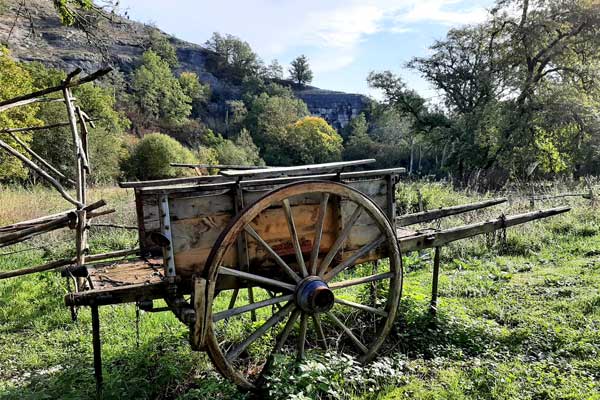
0;140;81;207
429;247;441;315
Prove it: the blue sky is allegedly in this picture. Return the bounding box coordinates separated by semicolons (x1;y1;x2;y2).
117;0;494;99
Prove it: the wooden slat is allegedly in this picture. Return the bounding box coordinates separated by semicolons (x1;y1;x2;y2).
396;198;507;227
219;159;376;178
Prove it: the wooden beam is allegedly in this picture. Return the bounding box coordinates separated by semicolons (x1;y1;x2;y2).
170;163;267;170
119;174;229;188
0;139;82;207
219;159;376;178
398;206;570;252
0;118;99;135
0;248;139;281
396;198;507;227
0;68;112;112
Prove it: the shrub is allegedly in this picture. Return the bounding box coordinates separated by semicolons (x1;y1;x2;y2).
126;133;196;180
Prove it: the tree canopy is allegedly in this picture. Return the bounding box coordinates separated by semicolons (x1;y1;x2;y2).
289;55;313;86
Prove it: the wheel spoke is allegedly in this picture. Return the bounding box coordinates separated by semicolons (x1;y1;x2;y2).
326;311;368;354
218;267;296;291
214;294;293;322
324;235;386;282
312;314;327;350
227;302;295;362
245;226;301;283
309;193;330;275
329;272;394;290
297;313;308;360
273;309;301;353
282;199;308;277
228;288;239;310
318;205;362;277
334;298;388;317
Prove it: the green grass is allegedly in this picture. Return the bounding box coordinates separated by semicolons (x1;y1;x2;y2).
2;183;600;399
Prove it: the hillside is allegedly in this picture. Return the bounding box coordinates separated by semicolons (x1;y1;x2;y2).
0;0;368;130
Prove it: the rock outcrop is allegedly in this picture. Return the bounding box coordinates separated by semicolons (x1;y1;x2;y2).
0;0;368;130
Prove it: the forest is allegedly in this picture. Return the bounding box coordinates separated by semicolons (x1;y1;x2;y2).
0;0;598;189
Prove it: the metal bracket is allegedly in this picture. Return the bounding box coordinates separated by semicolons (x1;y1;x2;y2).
158;194;176;281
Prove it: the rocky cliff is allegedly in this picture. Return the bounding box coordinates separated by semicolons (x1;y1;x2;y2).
0;0;368;130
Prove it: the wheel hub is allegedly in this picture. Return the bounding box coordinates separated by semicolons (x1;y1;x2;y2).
294;276;334;314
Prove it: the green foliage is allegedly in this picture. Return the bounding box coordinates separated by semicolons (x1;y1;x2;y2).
52;0;94;26
20;61;130;184
0;47;41;181
265;59;284;80
246;92;309;164
130;50;192;128
126;133;196;180
289;54;313;86
178;71;210;117
281;116;343;164
204;32;263;83
199;129;263;166
147;30;179;68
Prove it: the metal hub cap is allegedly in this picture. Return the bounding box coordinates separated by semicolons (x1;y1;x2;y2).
294;276;334;314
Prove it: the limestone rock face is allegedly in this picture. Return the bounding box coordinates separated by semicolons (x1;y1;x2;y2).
0;0;368;130
295;88;370;131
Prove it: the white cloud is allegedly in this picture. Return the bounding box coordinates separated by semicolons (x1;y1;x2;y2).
119;0;491;74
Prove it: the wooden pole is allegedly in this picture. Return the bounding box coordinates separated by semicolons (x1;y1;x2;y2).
398;206;570;253
0;67;112;112
91;305;103;398
0;248;140;280
7;132;74;184
429;247;441;315
63;87;89;293
0;139;82;207
396;198;507;227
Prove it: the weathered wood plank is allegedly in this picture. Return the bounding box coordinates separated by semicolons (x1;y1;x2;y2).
396;198;507;227
220;159;376;178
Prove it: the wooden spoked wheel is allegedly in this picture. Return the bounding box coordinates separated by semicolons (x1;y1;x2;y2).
204;181;403;390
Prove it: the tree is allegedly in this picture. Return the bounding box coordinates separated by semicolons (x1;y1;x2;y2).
23;61;130;184
265;59;284;80
343;114;377;161
405;0;600;179
0;47;41;181
126;133;196;180
147;30;179;68
178;71;210;117
130;50;192;129
204;32;263;83
282;117;343;165
289;55;313;86
245;92;309;164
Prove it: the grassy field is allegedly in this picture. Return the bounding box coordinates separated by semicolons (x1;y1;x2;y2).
1;182;600;399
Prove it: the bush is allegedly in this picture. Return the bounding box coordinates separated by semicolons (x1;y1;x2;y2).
126;133;196;180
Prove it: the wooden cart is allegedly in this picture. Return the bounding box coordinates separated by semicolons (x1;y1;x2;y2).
60;159;568;391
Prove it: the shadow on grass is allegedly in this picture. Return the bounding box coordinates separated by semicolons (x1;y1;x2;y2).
0;333;246;400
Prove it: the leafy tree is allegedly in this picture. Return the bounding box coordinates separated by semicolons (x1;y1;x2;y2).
147;30;179;68
289;55;313;86
178;71;210;117
245;92;309;164
21;61;130;184
204;32;263;83
265;59;284;80
126;133;196;180
0;47;40;181
343;114;376;161
130;50;191;128
261;116;342;165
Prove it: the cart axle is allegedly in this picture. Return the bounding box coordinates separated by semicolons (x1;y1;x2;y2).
295;276;334;314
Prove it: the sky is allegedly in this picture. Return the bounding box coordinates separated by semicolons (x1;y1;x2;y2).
117;0;494;99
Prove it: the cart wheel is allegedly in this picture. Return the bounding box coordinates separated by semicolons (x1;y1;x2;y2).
204;180;402;390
